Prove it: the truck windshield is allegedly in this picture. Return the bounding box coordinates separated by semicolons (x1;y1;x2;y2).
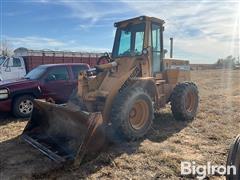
0;57;5;65
112;22;145;58
25;66;47;80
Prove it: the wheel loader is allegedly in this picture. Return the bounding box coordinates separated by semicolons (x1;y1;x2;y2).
22;16;199;166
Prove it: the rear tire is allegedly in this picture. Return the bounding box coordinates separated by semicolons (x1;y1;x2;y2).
12;95;34;118
111;87;153;140
170;82;199;121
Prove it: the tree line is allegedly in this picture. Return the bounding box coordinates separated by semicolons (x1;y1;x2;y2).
216;55;240;68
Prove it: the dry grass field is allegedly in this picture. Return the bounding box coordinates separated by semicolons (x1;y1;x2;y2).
1;69;240;180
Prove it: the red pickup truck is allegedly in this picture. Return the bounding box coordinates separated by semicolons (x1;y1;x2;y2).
0;63;90;118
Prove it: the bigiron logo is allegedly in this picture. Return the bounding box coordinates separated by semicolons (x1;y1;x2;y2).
181;161;236;179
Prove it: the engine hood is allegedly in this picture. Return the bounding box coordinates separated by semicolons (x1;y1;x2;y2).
0;78;39;90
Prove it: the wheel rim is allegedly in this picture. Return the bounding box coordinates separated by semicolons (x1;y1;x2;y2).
129;100;149;130
185;91;196;113
19;99;33;115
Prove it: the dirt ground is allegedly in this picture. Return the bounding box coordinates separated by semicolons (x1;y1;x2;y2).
1;69;240;180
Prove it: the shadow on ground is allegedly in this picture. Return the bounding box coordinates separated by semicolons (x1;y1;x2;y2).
0;110;191;179
1;110;191;179
0;112;12;119
0;112;22;126
0;136;58;179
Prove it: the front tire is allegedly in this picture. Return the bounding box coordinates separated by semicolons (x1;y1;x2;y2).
170;82;199;121
111;87;153;140
12;95;34;118
226;135;240;180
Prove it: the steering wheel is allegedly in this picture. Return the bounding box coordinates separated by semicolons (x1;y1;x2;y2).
97;52;112;65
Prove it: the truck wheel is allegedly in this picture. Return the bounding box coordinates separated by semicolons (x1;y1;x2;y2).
170;82;199;121
111;87;153;140
226;135;240;180
12;95;34;118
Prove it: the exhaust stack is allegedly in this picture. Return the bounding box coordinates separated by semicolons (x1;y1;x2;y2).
170;37;173;58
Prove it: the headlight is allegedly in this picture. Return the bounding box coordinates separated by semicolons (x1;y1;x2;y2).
0;89;9;99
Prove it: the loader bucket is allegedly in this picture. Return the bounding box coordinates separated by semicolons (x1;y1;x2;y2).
22;100;106;165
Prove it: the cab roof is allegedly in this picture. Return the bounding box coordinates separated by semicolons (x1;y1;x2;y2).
114;16;165;27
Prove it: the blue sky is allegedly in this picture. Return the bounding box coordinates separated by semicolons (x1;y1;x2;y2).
1;0;240;63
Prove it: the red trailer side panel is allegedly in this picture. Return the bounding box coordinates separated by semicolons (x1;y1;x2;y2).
16;48;102;72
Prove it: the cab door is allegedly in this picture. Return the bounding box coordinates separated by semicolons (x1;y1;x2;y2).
11;57;26;79
17;57;26;78
151;23;163;75
2;58;14;80
1;57;25;80
41;66;73;103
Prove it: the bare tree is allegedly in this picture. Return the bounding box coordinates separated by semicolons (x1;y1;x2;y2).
216;55;236;69
0;39;13;56
236;56;240;65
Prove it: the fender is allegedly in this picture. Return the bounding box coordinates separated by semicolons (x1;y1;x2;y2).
130;78;158;102
9;86;42;99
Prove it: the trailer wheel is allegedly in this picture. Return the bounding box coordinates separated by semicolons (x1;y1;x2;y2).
226;135;240;180
111;87;153;140
170;82;199;121
12;95;34;118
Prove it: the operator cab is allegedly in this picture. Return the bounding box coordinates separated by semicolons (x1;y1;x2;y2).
112;16;165;76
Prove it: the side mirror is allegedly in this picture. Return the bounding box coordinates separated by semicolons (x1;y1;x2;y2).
142;48;148;55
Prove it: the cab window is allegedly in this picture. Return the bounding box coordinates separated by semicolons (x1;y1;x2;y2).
151;23;162;74
72;65;87;79
135;31;144;54
118;31;131;56
46;66;69;81
3;58;9;67
13;58;21;67
113;22;145;57
2;58;21;67
0;56;6;65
